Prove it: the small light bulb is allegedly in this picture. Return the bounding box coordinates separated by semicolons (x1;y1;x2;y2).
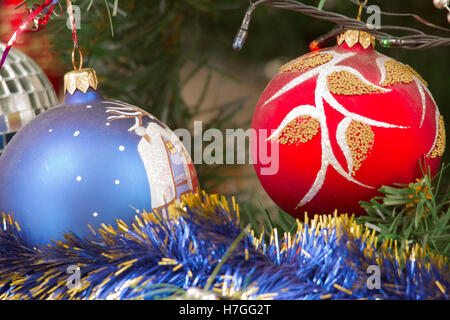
233;29;248;51
381;38;390;48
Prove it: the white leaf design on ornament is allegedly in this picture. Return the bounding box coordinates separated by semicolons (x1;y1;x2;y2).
265;51;410;209
426;109;445;159
105;101;160;131
415;78;440;129
336;117;354;175
375;56;390;86
415;78;427;128
266;105;321;140
376;56;435;129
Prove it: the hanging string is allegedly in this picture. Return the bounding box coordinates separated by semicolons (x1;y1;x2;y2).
65;0;83;70
0;0;59;71
356;0;367;21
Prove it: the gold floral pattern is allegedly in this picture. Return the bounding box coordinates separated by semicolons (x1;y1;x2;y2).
429;115;446;159
327;71;384;96
346;121;375;175
276;116;320;145
280;52;333;74
381;60;414;87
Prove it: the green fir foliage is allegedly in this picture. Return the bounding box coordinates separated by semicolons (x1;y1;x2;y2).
358;165;450;257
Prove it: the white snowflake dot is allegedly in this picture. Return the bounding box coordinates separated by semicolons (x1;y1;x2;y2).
115;179;120;185
93;212;98;217
48;129;53;133
86;105;92;109
76;176;82;182
119;145;125;151
74;131;80;137
106;123;111;126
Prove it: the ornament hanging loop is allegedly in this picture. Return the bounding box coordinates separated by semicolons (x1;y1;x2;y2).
66;0;81;69
72;45;83;71
356;0;368;21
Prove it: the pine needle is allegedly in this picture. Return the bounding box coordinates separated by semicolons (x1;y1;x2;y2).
104;0;114;37
358;164;450;257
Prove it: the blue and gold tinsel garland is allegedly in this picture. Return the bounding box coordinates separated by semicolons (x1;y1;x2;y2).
0;192;448;300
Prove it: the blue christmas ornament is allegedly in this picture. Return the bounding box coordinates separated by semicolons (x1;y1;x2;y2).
0;68;199;245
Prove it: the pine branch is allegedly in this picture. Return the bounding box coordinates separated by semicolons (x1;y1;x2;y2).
357;164;450;257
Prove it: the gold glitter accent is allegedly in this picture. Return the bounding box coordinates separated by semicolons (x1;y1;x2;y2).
336;30;376;49
327;71;384;96
276;116;320;145
280;52;333;74
406;65;428;87
429;116;446;159
346;121;375;175
381;60;414;87
64;68;99;95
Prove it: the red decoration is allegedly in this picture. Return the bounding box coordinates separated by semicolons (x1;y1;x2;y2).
309;40;320;52
251;30;445;217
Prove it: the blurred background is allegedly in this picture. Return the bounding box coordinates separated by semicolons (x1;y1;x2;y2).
1;0;449;227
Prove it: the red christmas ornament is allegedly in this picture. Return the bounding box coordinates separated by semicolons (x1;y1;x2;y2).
251;30;446;217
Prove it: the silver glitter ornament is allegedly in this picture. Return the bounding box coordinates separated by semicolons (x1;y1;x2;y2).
0;42;58;155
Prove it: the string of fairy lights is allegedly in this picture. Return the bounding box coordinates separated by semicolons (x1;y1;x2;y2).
233;0;450;51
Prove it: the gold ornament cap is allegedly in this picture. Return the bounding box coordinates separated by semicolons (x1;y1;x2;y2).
337;30;376;49
64;68;99;95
